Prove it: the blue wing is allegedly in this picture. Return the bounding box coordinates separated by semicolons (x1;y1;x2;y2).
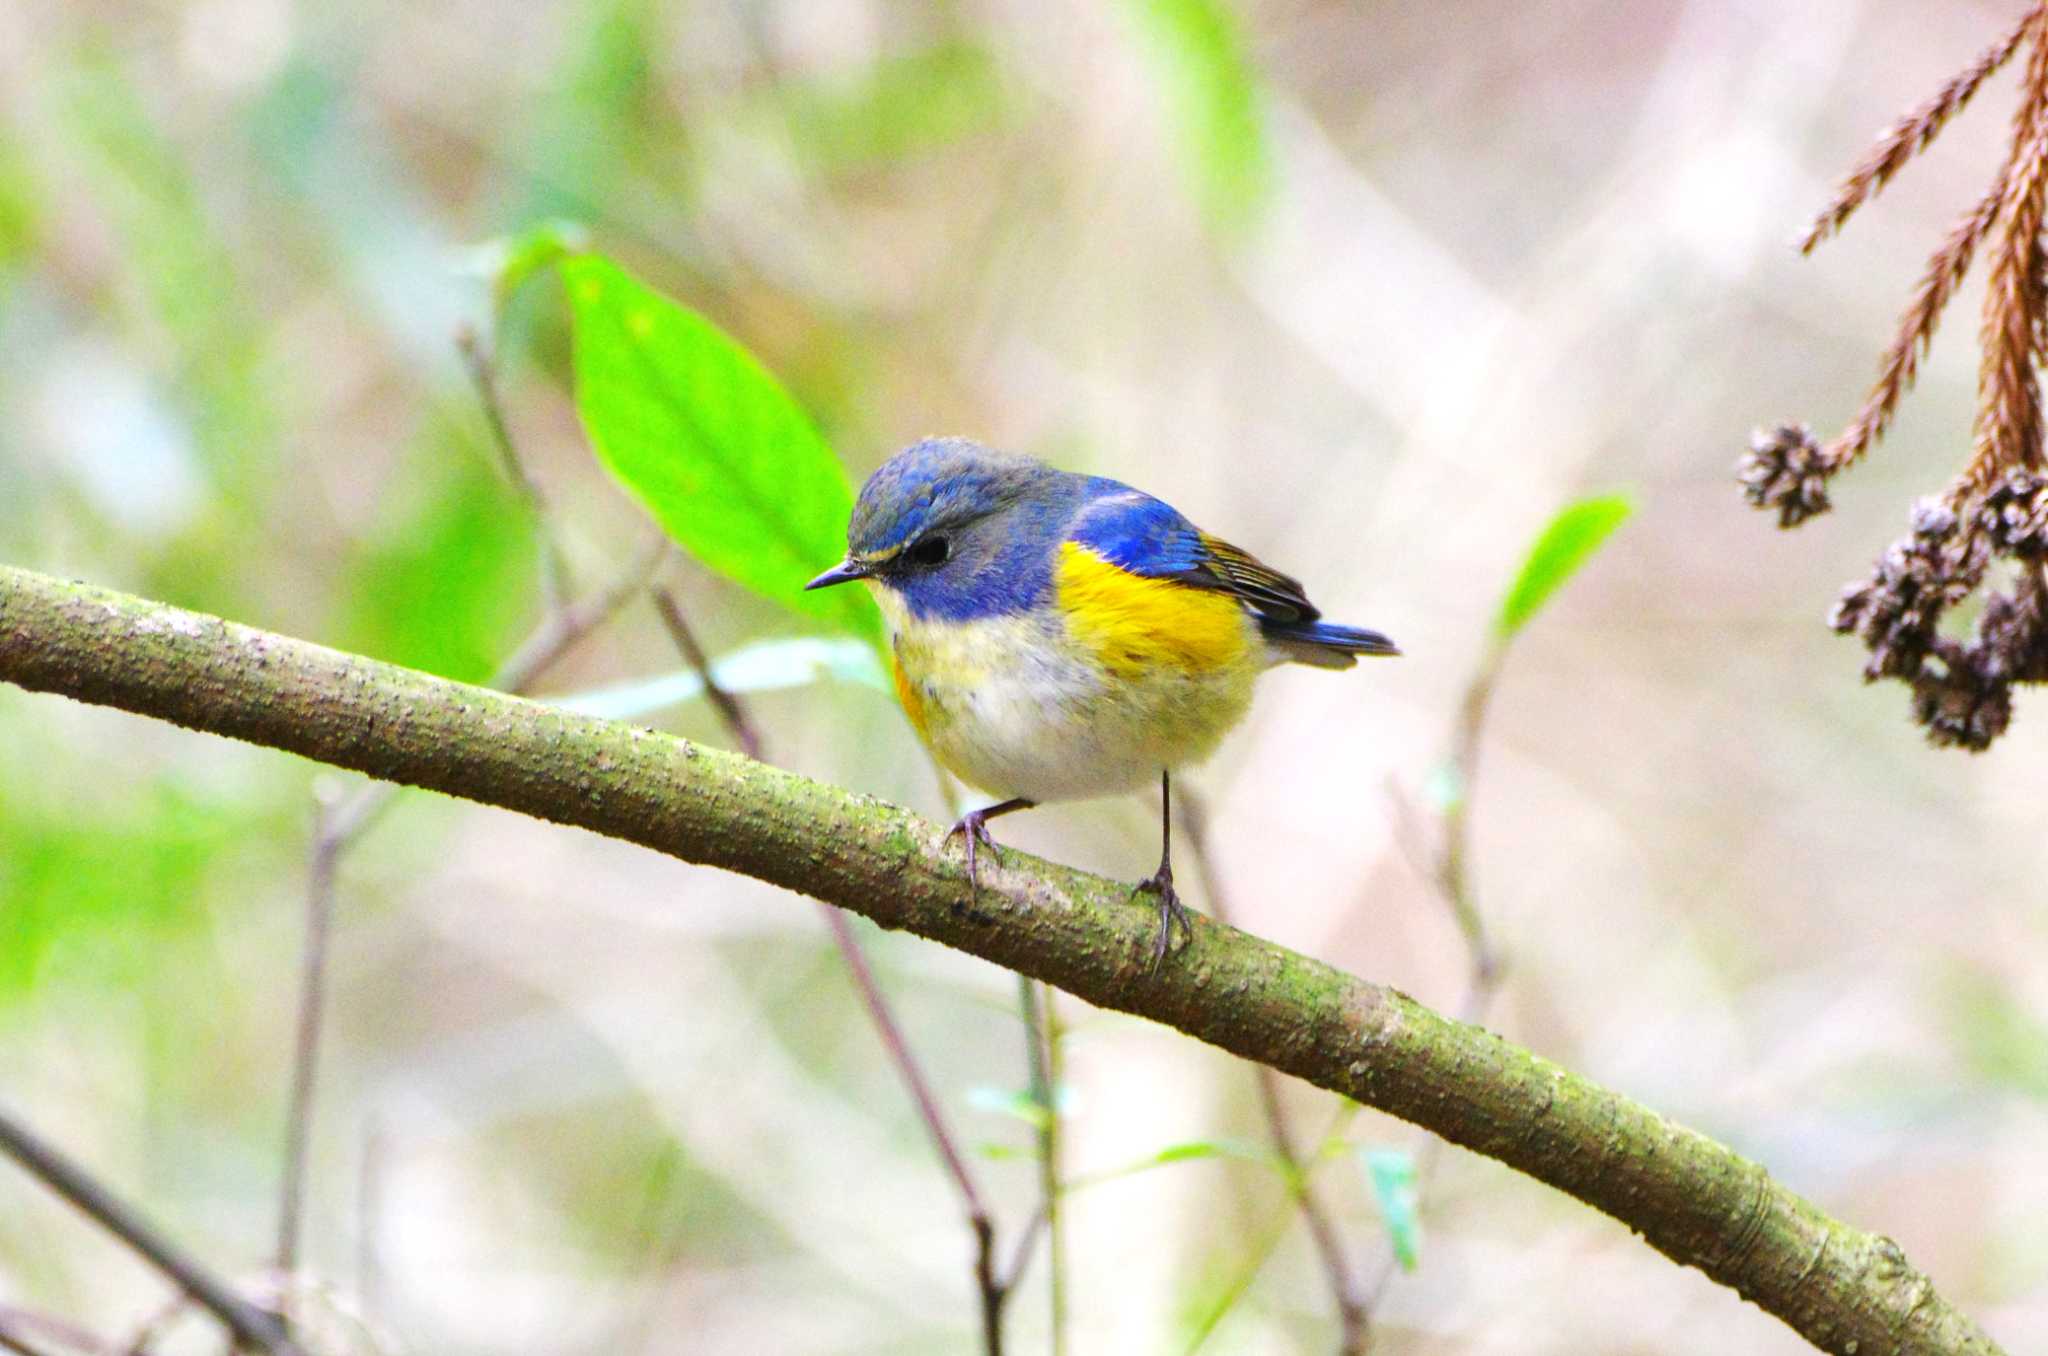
1068;478;1398;663
1068;479;1319;622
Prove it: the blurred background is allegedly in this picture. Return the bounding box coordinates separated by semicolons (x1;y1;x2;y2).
3;0;2047;1352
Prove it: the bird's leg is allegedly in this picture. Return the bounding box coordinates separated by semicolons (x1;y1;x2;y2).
1133;769;1196;967
945;798;1036;903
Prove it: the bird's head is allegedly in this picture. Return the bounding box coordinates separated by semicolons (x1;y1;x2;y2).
806;438;1072;618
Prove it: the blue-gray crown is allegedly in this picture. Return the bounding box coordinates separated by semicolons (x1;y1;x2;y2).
847;437;1061;558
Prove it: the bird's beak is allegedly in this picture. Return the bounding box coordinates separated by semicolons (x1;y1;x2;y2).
805;558;869;590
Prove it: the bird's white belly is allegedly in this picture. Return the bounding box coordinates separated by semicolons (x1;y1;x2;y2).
883;602;1258;805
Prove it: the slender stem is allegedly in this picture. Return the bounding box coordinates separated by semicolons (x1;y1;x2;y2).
0;564;2007;1356
1177;789;1366;1352
271;532;666;1273
1436;645;1505;992
648;587;762;760
0;1306;109;1356
456;324;570;616
0;1107;304;1356
274;793;344;1276
1011;983;1064;1356
653;588;1006;1350
1357;644;1515;1324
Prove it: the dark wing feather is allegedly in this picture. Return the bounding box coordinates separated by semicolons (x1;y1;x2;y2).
1181;533;1320;623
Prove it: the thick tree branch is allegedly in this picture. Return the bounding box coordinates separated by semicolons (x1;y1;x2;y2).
0;564;2003;1356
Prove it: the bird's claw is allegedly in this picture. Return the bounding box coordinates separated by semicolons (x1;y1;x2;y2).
945;810;1004;902
1133;866;1195;970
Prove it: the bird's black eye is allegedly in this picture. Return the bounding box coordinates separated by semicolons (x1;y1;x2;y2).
905;534;951;568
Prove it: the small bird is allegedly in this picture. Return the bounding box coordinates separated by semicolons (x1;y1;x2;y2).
808;438;1397;965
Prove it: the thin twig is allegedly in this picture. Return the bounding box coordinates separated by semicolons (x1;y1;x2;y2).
272;530;667;1273
0;1306;108;1356
1825;182;2004;475
1800;4;2037;253
1019;977;1067;1356
651;586;1010;1351
1176;790;1366;1353
1357;645;1516;1325
0;1107;304;1356
457;323;570;615
1436;648;1506;997
648;587;762;760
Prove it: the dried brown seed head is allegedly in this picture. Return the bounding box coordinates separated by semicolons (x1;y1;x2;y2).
1738;424;1833;527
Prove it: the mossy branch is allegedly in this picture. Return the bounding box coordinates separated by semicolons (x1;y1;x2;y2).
0;563;2003;1356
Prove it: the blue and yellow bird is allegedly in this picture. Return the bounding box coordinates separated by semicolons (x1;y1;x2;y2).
807;437;1398;964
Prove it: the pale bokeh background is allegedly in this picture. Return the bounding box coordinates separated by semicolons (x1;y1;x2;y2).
2;1;2045;1352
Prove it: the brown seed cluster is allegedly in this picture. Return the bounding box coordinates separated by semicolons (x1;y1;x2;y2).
1744;2;2048;751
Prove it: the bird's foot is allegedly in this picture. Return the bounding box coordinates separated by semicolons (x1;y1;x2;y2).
944;809;1005;909
1133;864;1195;969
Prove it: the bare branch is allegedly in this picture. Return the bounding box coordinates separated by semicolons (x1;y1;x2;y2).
0;564;2007;1356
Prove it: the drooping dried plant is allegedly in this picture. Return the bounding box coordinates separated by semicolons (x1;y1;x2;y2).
1742;1;2048;749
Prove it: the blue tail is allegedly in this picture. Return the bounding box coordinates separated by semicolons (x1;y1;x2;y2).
1261;618;1400;670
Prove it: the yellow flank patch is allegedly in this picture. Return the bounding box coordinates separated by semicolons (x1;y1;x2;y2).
1056;541;1251;678
891;649;931;741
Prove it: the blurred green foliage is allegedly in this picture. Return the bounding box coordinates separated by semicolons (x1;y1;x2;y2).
510;0;679;227
58;45;279;498
1943;966;2048;1100
0;767;275;1005
332;411;538;682
772;41;1006;172
1122;0;1274;230
0;142;37;276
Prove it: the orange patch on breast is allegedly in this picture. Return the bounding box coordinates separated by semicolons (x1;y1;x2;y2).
1055;541;1251;677
891;648;931;741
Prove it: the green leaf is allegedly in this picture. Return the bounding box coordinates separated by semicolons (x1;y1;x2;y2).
554;637;889;721
1122;0;1274;230
469;219;590;311
1362;1147;1422;1272
561;253;880;644
1068;1137;1284;1192
1494;493;1633;640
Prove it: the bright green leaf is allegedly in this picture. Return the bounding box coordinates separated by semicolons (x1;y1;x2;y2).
1494;493;1633;640
561;253;880;644
554;637;889;721
1122;0;1274;231
1363;1147;1422;1272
